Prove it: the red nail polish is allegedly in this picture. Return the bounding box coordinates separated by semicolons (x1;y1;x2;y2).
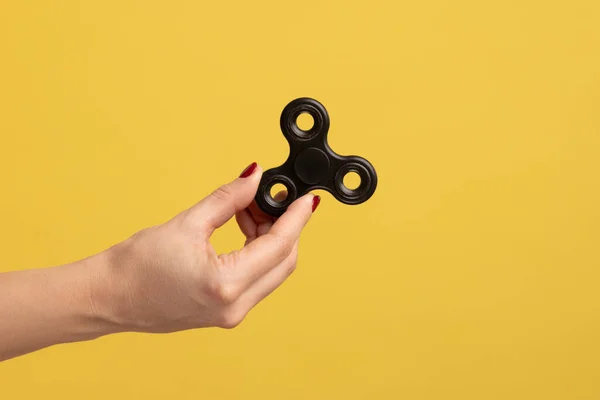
312;195;321;212
239;162;257;178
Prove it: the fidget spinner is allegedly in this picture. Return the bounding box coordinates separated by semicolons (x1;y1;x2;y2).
255;97;378;217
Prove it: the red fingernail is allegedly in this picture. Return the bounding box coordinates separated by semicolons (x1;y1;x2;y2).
312;195;321;212
239;162;257;178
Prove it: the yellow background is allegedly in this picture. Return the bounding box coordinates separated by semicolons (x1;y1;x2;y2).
1;1;599;399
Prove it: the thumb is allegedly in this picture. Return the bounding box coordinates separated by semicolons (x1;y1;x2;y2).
193;162;262;234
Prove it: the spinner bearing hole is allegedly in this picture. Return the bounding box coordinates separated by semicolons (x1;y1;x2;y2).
334;162;372;202
342;171;361;190
296;112;314;131
269;183;289;203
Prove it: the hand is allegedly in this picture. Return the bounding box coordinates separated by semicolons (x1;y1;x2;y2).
91;162;320;333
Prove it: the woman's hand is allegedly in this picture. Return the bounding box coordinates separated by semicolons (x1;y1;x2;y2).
91;162;320;333
0;162;319;362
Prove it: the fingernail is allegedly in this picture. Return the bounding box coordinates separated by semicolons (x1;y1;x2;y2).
312;195;321;213
239;162;257;178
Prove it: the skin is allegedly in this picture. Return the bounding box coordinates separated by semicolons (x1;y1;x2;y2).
0;163;319;362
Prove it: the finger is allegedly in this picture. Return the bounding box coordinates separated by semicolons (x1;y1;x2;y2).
245;218;273;246
236;191;287;243
266;192;316;242
235;210;273;246
191;162;263;234
256;219;271;237
235;208;257;241
273;190;289;203
239;239;299;308
221;193;316;287
246;199;275;226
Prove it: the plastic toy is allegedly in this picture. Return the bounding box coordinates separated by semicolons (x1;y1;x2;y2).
255;97;378;217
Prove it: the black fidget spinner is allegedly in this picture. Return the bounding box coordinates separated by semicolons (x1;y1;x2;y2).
255;97;378;217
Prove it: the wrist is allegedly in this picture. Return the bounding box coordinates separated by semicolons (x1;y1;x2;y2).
85;242;132;336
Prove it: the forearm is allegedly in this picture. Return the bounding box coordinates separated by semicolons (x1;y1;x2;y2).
0;251;118;362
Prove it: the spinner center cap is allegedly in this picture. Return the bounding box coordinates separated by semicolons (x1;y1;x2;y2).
294;147;330;185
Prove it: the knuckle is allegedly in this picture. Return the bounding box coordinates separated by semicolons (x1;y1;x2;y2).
273;234;294;258
212;184;234;202
217;250;240;269
285;246;299;275
288;260;297;275
209;279;239;305
218;307;246;329
228;250;242;266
